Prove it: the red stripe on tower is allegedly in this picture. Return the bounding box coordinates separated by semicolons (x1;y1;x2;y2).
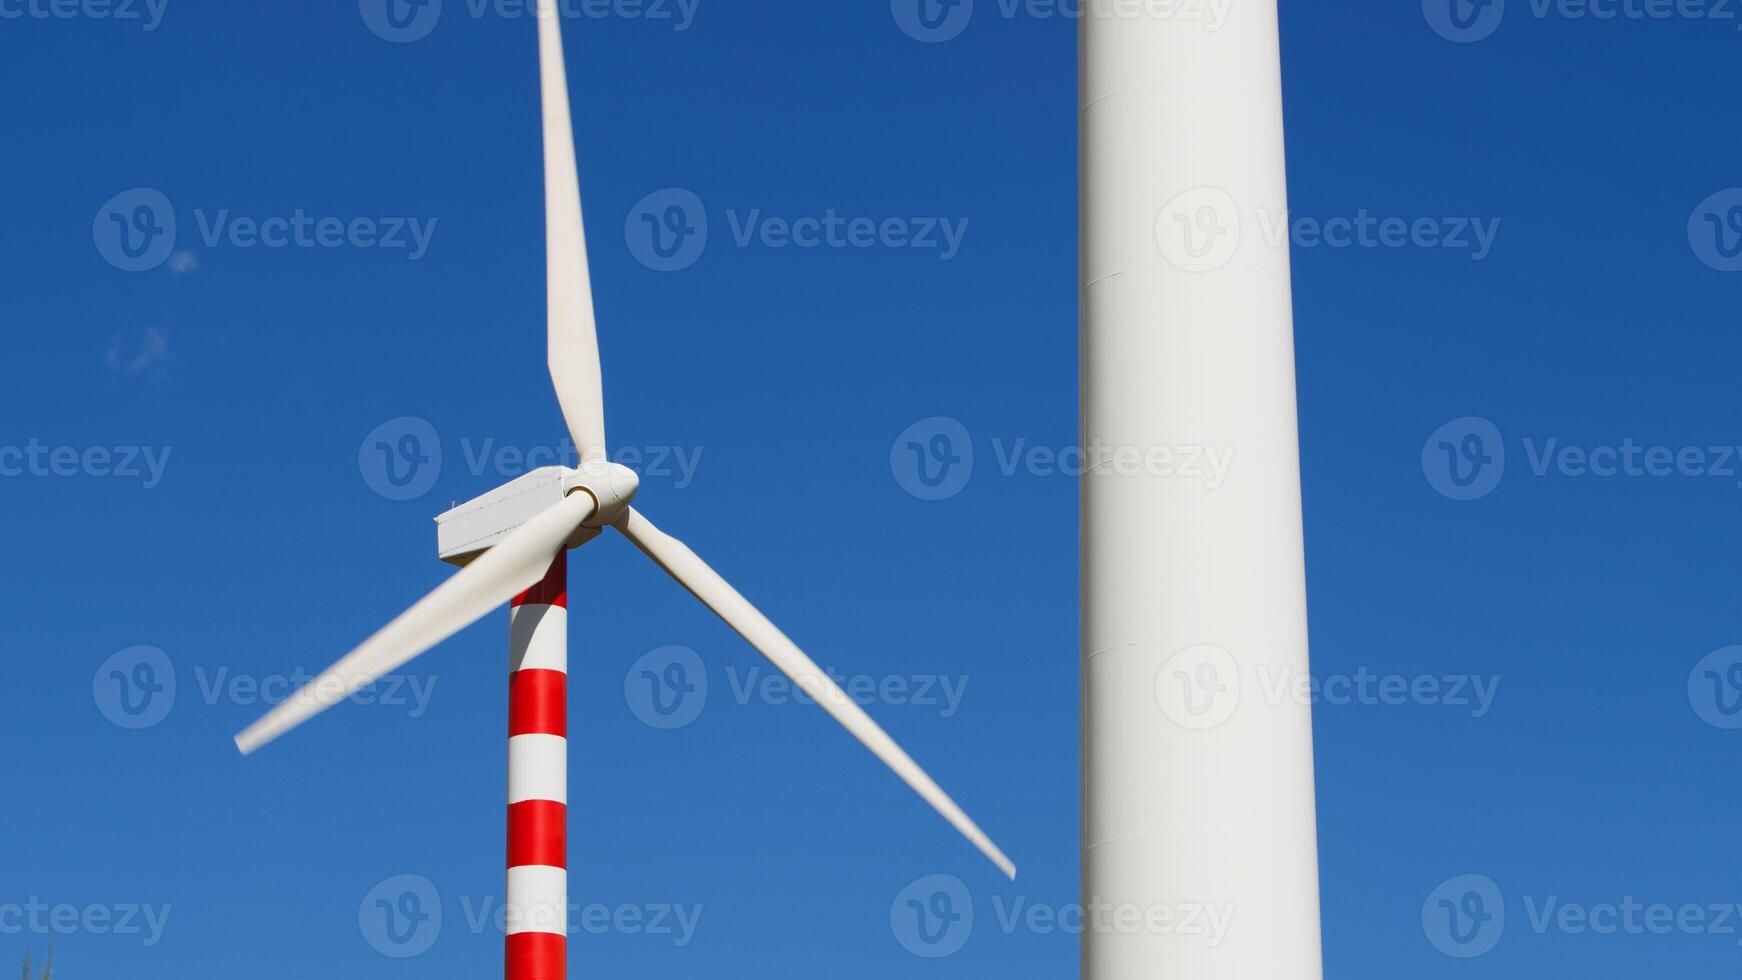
506;932;566;980
507;553;567;980
513;558;569;609
509;670;568;738
507;799;568;868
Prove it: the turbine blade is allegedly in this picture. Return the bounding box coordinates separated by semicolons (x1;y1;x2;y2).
612;507;1017;879
234;492;597;755
537;1;607;463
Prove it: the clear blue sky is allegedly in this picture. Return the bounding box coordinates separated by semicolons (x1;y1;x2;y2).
3;2;1740;977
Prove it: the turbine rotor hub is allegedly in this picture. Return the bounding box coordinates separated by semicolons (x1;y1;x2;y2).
566;461;639;527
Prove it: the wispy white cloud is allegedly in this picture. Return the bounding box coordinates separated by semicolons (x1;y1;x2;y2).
106;326;171;376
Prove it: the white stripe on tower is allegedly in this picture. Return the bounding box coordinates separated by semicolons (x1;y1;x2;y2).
507;555;568;980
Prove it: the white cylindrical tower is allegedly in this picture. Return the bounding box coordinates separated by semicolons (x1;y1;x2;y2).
1080;2;1323;978
507;555;569;980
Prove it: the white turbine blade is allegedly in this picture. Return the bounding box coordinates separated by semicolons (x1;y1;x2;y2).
234;491;596;755
537;0;607;464
612;507;1016;879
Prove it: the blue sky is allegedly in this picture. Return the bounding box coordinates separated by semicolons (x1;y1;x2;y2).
3;1;1741;977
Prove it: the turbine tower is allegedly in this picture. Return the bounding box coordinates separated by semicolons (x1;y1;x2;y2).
233;6;1014;980
1079;3;1323;979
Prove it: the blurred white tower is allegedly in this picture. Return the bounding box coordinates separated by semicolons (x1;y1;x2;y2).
1079;2;1324;978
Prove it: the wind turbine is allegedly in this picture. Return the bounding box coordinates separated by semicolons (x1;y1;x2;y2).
233;5;1014;978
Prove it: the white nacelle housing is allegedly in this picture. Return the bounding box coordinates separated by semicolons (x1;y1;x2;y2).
436;463;639;566
436;467;599;566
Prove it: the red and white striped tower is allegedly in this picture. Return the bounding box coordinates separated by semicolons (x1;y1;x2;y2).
507;553;568;980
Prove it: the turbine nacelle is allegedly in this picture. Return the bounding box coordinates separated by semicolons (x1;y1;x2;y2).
435;463;637;566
